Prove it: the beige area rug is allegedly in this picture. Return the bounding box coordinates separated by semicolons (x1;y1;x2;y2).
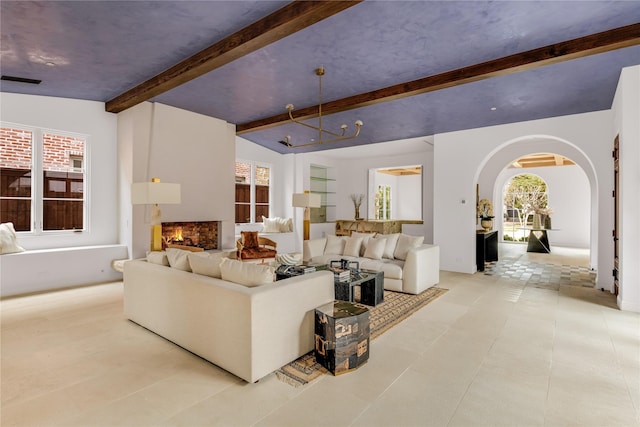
275;287;448;387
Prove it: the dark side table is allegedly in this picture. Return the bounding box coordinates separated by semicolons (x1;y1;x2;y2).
314;300;370;375
476;230;498;272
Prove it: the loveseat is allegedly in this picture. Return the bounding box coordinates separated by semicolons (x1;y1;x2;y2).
123;251;334;383
303;232;439;295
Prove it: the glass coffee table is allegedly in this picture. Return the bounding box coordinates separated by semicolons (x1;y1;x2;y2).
334;269;384;307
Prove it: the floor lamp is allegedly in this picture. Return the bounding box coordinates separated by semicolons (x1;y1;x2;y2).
132;178;181;251
292;192;321;241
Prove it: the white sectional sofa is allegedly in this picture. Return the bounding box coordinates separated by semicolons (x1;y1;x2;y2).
123;257;334;383
304;233;439;295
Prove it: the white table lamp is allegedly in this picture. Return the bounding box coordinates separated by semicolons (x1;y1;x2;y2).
132;178;181;251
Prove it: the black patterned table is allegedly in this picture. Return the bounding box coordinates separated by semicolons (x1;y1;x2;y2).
334;269;384;306
314;300;370;375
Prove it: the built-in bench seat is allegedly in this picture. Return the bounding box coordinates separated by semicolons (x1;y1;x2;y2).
0;244;128;297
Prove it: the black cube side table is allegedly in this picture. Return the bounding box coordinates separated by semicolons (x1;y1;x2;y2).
314;300;370;375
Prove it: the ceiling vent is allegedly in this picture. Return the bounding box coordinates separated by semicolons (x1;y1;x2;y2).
1;75;42;85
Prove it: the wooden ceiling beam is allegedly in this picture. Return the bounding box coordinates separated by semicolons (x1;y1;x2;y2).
237;23;640;134
105;1;362;113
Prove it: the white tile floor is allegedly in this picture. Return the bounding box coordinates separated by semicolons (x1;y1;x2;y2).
2;245;639;426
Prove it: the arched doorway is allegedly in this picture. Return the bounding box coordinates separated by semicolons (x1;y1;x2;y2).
475;137;600;289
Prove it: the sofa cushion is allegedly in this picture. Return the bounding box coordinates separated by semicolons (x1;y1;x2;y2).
324;235;346;255
343;236;363;257
147;251;169;266
220;258;274;287
359;258;404;280
241;231;259;249
374;233;400;259
0;222;25;254
394;234;425;260
351;232;375;256
363;237;386;260
188;252;227;278
166;248;192;271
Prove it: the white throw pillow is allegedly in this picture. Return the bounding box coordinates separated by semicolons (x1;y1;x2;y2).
146;251;169;266
278;217;293;232
324;235;346;255
166;248;192;271
394;234;425;260
364;237;386;260
0;222;25;254
220;258;274;287
262;216;280;233
374;233;400;259
351;232;375;256
343;236;363;257
188;252;226;278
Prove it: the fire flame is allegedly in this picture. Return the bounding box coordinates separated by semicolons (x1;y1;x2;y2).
173;228;183;242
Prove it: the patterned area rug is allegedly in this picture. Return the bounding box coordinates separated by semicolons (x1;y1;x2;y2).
275;287;448;387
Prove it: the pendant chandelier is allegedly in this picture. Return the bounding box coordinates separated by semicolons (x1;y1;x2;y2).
279;67;363;148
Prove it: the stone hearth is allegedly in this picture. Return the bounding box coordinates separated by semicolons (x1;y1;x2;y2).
162;221;220;250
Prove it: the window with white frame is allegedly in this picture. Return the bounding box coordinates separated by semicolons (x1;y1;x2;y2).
0;124;87;232
234;161;271;223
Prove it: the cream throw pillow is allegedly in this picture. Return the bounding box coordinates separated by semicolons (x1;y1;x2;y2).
343;236;363;257
374;233;400;259
279;217;293;232
351;232;375;256
166;248;192;271
394;234;425;260
0;222;25;254
262;216;294;233
364;237;386;260
324;235;346;255
146;251;169;266
220;258;274;287
188;252;226;278
262;216;280;233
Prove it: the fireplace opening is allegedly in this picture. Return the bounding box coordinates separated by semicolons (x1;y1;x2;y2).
161;221;219;251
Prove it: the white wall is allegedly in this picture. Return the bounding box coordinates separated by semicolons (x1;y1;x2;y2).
496;165;591;249
0;93;120;249
612;65;640;312
434;111;613;292
118;103;236;259
0;93;126;297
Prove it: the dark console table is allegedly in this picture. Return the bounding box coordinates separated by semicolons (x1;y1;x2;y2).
476;230;498;272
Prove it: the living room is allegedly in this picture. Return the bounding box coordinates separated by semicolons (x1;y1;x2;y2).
1;2;640;424
2;62;639;311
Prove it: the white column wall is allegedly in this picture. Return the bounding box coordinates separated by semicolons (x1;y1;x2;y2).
118;103;235;259
613;65;640;312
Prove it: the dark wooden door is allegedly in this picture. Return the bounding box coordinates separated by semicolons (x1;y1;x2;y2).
613;135;620;295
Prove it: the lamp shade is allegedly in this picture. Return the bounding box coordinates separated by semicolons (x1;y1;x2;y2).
131;181;181;205
292;192;321;208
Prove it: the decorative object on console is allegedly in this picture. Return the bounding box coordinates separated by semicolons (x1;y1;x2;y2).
280;67;363;149
350;193;364;220
477;198;494;231
131;177;181;251
292;191;321;241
